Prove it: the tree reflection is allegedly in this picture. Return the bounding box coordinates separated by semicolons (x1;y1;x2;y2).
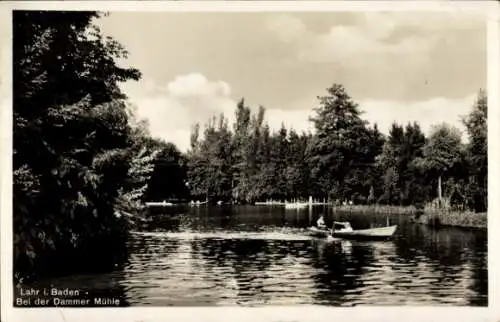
127;233;181;264
308;239;375;305
196;238;273;304
467;233;487;306
393;221;487;305
395;223;479;268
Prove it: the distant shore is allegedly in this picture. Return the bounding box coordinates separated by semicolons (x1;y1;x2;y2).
332;204;487;230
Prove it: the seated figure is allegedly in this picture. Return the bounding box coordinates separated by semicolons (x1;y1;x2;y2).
316;215;326;229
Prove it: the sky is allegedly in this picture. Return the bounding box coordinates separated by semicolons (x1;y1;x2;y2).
97;11;486;152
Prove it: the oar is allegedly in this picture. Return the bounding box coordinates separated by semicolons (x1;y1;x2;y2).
326;223;335;242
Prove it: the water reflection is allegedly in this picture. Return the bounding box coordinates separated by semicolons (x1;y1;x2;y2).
42;206;487;306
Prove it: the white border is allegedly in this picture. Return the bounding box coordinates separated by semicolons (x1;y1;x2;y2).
1;1;499;322
487;4;500;321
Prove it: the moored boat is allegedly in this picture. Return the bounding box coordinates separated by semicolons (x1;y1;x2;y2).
285;202;309;209
145;201;174;207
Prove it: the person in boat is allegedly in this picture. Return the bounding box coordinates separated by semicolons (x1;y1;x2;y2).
316;215;326;229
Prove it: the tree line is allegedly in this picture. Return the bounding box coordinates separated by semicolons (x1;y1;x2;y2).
13;10;486;283
185;85;487;213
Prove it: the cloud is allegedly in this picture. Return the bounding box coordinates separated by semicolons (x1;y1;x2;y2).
268;13;443;66
123;73;319;151
166;73;231;98
261;95;477;140
122;73;237;152
266;14;307;44
264;12;485;102
299;27;439;68
265;109;314;134
122;73;477;152
365;11;485;33
359;94;476;138
268;12;484;58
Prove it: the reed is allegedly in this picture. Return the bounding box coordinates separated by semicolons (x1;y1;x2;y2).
333;204;418;215
415;210;487;229
333;204;487;229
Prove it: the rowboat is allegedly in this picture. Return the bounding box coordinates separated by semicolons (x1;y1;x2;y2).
307;222;397;240
332;221;397;241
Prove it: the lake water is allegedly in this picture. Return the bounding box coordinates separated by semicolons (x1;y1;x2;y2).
37;206;488;306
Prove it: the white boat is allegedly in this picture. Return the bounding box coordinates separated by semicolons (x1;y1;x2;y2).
307;221;397;240
145;201;174;207
285;202;309;209
332;221;397;240
189;200;208;206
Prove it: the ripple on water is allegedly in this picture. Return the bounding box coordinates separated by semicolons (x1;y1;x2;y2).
131;230;315;241
70;220;489;307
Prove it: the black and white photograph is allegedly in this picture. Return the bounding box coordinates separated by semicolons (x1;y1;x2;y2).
2;1;498;321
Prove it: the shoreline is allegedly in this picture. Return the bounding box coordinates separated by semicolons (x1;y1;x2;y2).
143;201;487;230
332;204;487;230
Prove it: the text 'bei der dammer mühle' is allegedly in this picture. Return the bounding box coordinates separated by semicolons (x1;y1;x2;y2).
15;287;122;307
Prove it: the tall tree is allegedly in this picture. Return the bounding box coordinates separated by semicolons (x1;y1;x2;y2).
285;129;306;199
187;115;233;202
360;124;385;203
245;106;266;201
376;122;426;205
231;99;252;202
463;90;487;212
308;84;372;202
400;122;427;205
186;122;205;199
416;124;463;206
213;114;234;200
269;124;290;200
255;122;275;200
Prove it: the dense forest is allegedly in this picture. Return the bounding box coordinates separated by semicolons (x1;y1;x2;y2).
186;85;487;214
13;11;487;283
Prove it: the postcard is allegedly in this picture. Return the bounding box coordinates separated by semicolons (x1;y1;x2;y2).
1;1;499;322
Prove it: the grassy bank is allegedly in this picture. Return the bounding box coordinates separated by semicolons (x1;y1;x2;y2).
333;204;419;215
414;211;487;230
333;204;487;229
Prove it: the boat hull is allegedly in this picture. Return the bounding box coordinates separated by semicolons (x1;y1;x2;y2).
307;227;330;237
333;225;397;241
285;203;309;209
